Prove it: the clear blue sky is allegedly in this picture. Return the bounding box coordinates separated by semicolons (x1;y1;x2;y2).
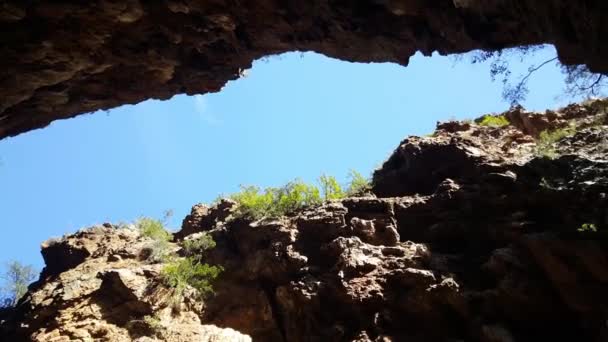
0;45;587;270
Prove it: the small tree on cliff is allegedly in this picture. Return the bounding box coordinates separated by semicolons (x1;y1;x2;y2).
0;261;36;307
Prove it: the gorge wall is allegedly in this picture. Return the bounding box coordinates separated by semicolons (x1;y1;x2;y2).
2;0;608;139
1;100;607;341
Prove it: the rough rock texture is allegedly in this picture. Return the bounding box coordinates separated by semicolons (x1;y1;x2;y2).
0;226;251;342
2;99;608;341
2;0;608;138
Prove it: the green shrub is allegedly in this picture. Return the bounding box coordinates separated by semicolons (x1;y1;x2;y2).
478;115;510;127
136;218;173;263
318;174;344;200
183;234;216;256
230;180;321;220
229;185;274;220
143;314;164;335
161;257;222;309
535;125;577;159
228;171;371;220
272;180;322;215
345;170;371;196
146;239;172;264
578;223;598;233
137;218;172;242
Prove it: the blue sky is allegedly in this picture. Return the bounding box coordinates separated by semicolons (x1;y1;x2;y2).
0;45;587;270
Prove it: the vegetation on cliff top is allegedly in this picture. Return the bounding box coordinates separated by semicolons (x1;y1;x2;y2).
229;170;371;220
477;114;510;127
138;217;173;264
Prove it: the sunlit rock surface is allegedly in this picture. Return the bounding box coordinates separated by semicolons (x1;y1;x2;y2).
1;99;607;341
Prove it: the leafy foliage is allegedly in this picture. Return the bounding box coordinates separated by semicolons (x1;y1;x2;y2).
161;257;222;309
143;314;164;335
229;185;275;220
1;261;36;307
345;170;371;196
462;45;607;105
478;115;510;127
130;218;222;311
318;174;344;200
137;218;173;264
147;239;172;264
230;181;322;220
229;171;371;220
273;180;322;215
535;125;577;159
578;223;598;233
183;233;216;256
137;218;172;242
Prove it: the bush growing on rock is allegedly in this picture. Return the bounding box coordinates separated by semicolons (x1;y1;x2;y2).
228;185;275;220
137;218;172;241
319;171;371;198
478;114;510;127
131;218;223;310
578;223;598;233
272;180;322;216
143;314;165;336
535;125;578;159
183;233;216;256
137;218;173;263
345;170;371;196
318;174;344;200
146;240;172;264
230;181;322;220
228;171;371;220
161;257;222;310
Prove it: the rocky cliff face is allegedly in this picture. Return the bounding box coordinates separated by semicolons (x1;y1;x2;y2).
1;99;607;341
1;0;608;138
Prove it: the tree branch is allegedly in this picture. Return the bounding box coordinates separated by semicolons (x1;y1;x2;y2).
519;57;559;86
580;74;604;92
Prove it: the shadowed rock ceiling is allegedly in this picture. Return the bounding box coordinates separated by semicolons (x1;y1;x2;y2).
1;0;607;139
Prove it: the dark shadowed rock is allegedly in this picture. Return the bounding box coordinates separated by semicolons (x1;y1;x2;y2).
2;100;608;341
2;1;608;138
175;199;236;240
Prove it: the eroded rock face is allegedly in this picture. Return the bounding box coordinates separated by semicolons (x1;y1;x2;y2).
0;226;251;342
2;100;608;341
1;0;608;138
161;100;608;341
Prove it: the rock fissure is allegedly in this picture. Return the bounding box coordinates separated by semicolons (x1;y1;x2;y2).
260;280;288;342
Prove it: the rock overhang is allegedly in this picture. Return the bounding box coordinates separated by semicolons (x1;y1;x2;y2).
1;0;608;139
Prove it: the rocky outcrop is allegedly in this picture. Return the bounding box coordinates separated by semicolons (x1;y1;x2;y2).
2;0;608;138
0;226;251;342
2;100;607;341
